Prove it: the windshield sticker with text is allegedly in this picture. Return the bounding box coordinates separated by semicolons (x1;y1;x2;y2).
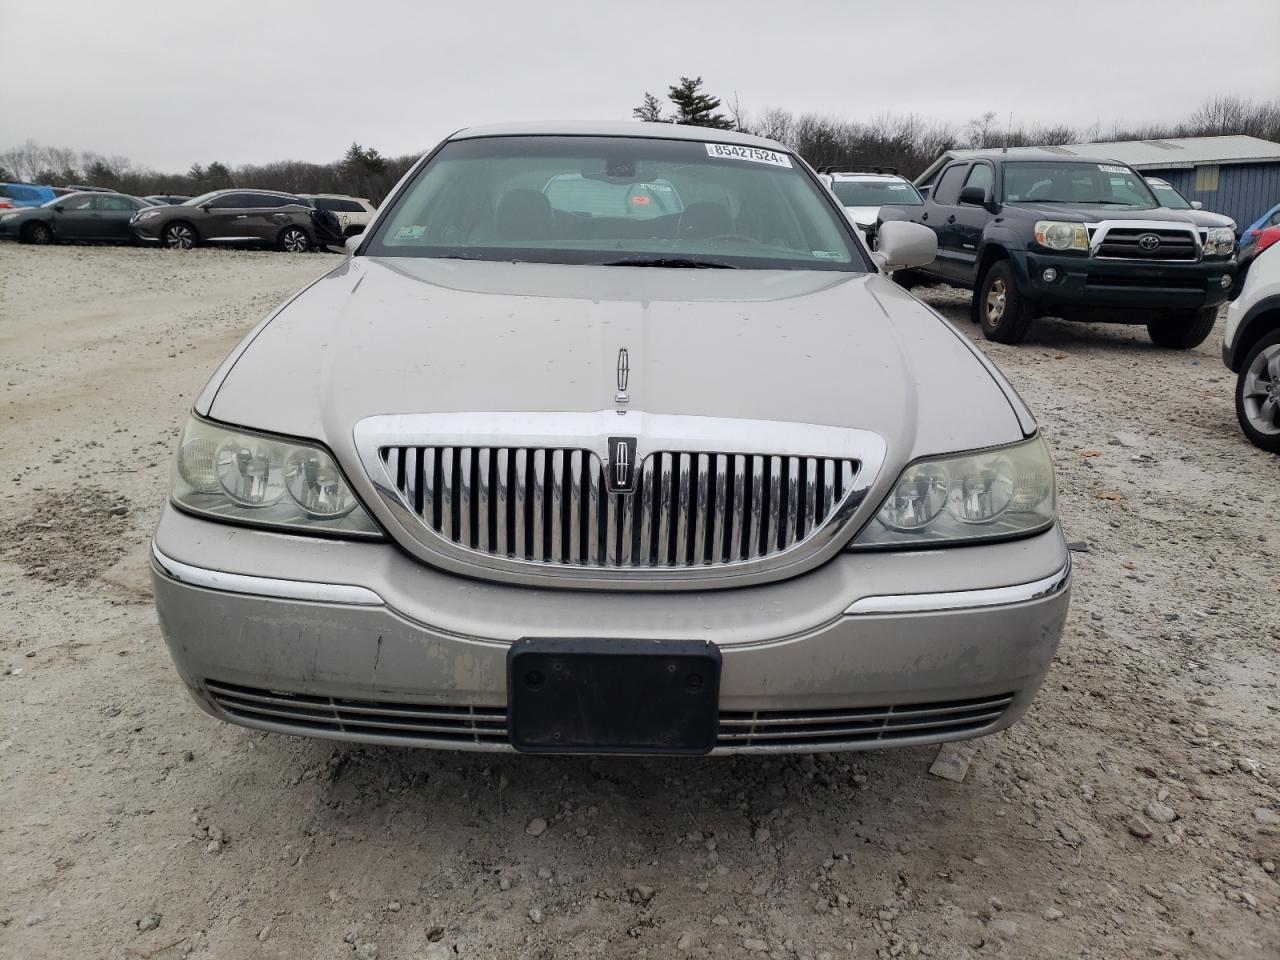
1097;164;1129;174
704;143;792;168
394;225;426;241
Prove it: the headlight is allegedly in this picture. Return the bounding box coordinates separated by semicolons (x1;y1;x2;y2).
1033;221;1089;252
171;415;382;538
0;212;19;222
135;209;162;220
851;435;1056;548
1203;227;1235;257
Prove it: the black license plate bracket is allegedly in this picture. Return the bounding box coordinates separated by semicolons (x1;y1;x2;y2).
507;638;721;755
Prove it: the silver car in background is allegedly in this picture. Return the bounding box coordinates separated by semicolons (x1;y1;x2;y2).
151;122;1070;756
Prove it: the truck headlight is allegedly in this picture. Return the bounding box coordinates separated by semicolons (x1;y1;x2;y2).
1203;227;1235;257
1033;221;1089;252
171;415;382;538
850;435;1056;548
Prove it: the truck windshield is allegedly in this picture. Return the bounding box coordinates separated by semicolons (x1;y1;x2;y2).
1002;161;1157;209
832;180;923;207
364;135;865;271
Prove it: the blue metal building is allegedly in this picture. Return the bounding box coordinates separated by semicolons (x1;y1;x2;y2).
919;135;1280;233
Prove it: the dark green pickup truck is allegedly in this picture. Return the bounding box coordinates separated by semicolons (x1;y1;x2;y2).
876;150;1237;347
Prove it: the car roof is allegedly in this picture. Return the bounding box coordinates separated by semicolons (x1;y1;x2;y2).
448;121;788;152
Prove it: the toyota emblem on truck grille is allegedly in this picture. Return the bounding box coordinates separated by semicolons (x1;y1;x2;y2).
1138;233;1161;251
607;436;638;493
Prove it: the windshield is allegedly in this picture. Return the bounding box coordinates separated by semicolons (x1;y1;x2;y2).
365;135;865;270
831;179;923;207
1002;161;1157;208
1147;180;1191;209
185;191;220;207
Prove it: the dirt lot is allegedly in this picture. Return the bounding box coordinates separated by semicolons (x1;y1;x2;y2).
1;244;1277;960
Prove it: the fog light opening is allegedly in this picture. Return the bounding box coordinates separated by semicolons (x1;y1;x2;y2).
1219;275;1232;289
1041;267;1059;283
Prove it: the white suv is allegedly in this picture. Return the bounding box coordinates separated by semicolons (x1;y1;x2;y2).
300;194;376;236
824;169;924;237
1223;242;1280;452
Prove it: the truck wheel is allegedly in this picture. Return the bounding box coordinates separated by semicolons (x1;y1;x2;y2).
977;261;1034;344
1234;329;1280;453
1147;306;1217;349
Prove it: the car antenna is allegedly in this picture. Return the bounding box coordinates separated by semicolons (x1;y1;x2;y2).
1004;112;1013;154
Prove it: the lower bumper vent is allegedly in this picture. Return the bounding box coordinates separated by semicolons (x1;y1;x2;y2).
205;681;1014;752
716;693;1015;748
206;680;508;746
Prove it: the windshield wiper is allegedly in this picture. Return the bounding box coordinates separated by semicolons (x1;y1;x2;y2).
601;257;736;269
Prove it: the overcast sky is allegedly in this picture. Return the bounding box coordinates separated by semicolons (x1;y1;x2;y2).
3;0;1278;171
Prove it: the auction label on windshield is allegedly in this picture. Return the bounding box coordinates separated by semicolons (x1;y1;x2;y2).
705;143;792;167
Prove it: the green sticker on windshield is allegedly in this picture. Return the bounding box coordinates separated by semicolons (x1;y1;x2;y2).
394;225;426;241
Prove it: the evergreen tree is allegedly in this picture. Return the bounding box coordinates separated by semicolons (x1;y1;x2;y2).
632;92;666;123
666;77;733;129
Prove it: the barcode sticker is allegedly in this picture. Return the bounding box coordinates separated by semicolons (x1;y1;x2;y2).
704;143;792;167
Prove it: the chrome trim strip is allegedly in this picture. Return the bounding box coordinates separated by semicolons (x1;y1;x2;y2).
843;559;1070;615
1086;219;1201;262
150;543;383;606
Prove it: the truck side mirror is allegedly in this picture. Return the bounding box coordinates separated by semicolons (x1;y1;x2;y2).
958;186;988;206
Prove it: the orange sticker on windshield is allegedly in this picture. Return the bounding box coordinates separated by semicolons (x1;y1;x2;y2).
631;195;650;206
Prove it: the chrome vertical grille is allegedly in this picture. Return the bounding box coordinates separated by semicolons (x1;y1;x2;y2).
379;446;860;570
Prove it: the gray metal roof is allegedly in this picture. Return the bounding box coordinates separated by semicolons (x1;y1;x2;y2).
451;121;785;151
918;135;1280;183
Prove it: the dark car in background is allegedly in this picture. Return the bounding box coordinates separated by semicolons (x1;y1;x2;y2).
144;194;192;206
0;191;156;244
130;189;317;251
878;151;1236;347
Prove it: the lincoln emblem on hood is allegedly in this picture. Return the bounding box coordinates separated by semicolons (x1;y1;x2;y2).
616;347;630;404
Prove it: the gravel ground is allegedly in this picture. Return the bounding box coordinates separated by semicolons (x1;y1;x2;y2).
1;244;1277;960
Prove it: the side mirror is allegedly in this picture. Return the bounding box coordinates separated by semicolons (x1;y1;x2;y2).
344;233;363;254
1191;200;1203;210
958;185;988;206
872;221;937;272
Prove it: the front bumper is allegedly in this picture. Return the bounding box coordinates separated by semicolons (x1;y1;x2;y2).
151;505;1071;754
1017;249;1235;314
130;218;165;241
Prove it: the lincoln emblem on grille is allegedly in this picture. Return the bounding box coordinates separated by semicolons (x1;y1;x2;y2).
615;347;630;404
1138;233;1161;251
607;436;638;493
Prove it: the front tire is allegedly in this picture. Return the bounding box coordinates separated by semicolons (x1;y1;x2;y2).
977;260;1035;344
1235;329;1280;453
1147;306;1217;349
162;222;197;250
278;227;311;253
24;222;53;245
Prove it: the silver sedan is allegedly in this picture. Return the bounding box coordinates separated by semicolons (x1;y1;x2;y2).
151;122;1070;756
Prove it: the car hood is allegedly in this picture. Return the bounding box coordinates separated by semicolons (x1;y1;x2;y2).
842;205;880;227
1165;208;1235;230
1003;202;1203;225
207;257;1027;475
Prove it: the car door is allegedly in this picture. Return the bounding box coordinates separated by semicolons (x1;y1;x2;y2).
53;193;100;239
202;192;256;240
246;194;302;243
923;162;971;282
950;161;995;286
97;194;144;240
